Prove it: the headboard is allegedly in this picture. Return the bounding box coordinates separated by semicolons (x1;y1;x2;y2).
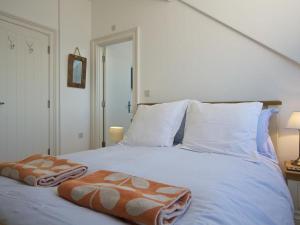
139;100;282;107
138;100;282;153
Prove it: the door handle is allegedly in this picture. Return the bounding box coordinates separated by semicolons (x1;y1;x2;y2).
128;101;131;113
0;102;4;105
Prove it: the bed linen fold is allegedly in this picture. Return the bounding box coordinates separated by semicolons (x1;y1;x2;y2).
0;154;87;187
58;170;191;225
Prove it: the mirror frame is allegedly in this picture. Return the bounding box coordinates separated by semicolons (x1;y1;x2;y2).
67;54;87;89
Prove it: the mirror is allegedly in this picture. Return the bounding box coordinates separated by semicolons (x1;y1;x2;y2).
67;54;87;88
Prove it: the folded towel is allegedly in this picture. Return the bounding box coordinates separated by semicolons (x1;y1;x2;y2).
58;170;191;225
0;154;87;187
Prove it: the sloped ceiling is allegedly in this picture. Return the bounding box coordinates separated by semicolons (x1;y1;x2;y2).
179;0;300;64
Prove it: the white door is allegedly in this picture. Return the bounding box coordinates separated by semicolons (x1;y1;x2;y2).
0;20;49;161
104;41;133;146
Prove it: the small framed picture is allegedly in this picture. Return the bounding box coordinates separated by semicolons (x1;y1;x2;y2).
67;54;87;89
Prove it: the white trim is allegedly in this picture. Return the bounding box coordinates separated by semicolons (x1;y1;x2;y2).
0;10;60;155
90;27;140;149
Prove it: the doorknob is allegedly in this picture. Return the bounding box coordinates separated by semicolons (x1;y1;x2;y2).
0;102;5;105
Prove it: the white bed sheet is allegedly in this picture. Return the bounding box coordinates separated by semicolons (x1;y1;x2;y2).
0;145;294;225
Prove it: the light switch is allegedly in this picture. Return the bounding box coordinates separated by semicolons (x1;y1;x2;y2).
78;133;84;139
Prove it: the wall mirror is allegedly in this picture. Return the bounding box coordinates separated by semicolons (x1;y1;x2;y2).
67;54;87;89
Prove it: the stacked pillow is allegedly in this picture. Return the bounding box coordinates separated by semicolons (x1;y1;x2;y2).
181;101;263;159
256;108;279;161
175;103;278;161
122;100;188;147
122;100;278;161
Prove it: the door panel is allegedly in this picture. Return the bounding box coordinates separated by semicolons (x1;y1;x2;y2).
0;20;49;161
0;24;18;161
17;32;49;159
104;41;133;146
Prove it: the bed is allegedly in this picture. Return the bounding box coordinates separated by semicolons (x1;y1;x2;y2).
0;145;294;225
0;100;294;225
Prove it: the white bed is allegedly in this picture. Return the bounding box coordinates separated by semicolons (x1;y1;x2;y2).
0;145;294;225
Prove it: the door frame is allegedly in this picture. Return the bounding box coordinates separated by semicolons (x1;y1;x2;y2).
90;27;140;149
0;11;60;155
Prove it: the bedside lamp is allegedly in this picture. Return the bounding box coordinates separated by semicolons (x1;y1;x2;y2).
109;126;124;144
287;112;300;166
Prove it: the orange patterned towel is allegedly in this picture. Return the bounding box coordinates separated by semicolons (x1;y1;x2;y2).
58;170;191;225
0;154;87;187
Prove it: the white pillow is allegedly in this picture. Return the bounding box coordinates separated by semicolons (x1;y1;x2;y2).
122;100;188;147
182;101;263;159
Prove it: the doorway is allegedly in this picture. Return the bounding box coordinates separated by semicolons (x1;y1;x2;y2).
90;28;139;148
103;41;133;146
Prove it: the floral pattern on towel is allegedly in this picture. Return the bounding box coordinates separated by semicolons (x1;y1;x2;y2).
58;170;191;225
0;154;87;186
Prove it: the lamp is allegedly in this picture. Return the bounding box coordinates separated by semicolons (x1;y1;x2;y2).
109;126;124;143
287;112;300;166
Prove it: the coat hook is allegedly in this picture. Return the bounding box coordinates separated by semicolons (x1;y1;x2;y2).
26;41;34;53
8;36;15;50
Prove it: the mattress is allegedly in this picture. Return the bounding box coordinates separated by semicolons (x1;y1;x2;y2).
0;145;294;225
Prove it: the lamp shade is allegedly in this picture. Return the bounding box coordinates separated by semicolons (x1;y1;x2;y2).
287;112;300;129
109;126;124;143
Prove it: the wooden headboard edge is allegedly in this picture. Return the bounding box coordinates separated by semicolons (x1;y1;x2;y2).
138;100;282;108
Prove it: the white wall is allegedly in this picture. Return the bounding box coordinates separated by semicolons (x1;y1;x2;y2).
59;0;91;154
0;0;91;154
183;0;300;63
91;0;300;164
0;0;58;29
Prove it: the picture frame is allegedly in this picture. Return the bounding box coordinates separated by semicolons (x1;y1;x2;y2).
67;54;87;89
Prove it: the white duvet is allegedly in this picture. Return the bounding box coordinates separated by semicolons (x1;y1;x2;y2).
0;145;294;225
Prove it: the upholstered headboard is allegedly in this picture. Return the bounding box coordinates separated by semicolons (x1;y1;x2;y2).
138;100;282;153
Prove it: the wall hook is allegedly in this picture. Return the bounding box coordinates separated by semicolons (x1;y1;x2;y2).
26;41;34;53
8;36;15;50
